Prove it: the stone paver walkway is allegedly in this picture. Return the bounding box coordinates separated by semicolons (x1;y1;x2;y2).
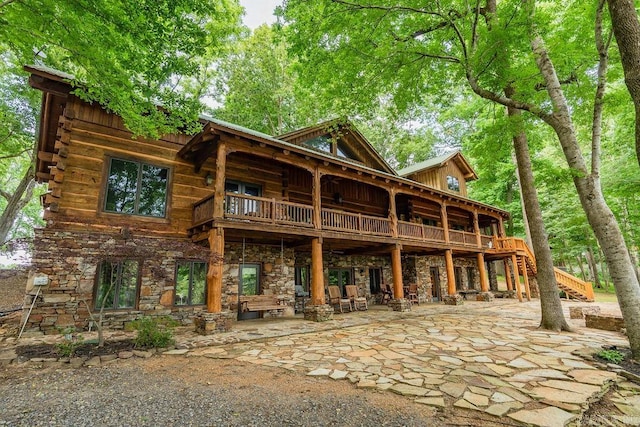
3;300;639;426
183;301;635;427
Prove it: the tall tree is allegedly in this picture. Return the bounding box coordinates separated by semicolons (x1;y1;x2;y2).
0;0;243;137
282;0;640;356
607;0;640;167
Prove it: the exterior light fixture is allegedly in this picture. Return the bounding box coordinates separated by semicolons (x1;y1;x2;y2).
205;172;213;186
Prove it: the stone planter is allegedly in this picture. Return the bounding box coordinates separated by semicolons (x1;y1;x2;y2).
304;304;334;322
388;298;411;312
193;311;235;335
443;294;464;305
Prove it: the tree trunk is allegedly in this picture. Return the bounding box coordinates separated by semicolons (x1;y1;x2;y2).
0;161;35;245
511;151;533;249
585;246;601;288
608;0;640;167
576;255;588;281
507;87;570;331
532;35;640;357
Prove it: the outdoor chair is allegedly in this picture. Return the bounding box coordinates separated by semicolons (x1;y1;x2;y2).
328;285;352;313
408;283;419;305
380;284;393;304
345;285;368;311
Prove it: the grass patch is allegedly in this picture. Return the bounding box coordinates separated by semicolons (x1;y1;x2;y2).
594;289;618;303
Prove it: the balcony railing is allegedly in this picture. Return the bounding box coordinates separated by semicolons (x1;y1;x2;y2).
192;193;492;248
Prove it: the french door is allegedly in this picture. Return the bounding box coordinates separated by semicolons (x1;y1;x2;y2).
328;268;352;297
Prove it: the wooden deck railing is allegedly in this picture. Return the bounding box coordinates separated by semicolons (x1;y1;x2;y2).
554;267;595;301
193;193;491;247
321;208;392;236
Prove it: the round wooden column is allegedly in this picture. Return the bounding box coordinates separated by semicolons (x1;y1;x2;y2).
503;258;514;291
445;249;456;296
511;254;523;302
520;256;532;301
391;244;404;299
207;227;224;313
310;237;325;305
477;253;489;292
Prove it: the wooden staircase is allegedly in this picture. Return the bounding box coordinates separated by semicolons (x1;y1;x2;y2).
493;237;594;302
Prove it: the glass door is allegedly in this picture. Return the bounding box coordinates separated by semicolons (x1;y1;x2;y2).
238;263;260;320
430;267;441;302
328;268;352;297
369;268;382;295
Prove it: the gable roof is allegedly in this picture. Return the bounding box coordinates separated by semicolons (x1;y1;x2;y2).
397;150;478;181
276;119;396;175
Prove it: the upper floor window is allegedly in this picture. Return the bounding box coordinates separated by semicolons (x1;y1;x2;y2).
304;135;332;153
95;260;139;310
175;261;207;306
447;175;460;192
105;158;169;217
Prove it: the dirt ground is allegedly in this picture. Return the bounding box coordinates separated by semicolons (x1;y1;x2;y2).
1;268;638;426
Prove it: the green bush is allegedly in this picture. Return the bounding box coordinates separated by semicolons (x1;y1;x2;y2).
596;349;624;364
55;327;84;357
128;316;177;349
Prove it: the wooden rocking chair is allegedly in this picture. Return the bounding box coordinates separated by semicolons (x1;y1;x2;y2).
345;285;368;311
408;283;419;305
328;285;352;313
379;284;393;304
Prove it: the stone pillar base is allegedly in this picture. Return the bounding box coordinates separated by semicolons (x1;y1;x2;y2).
569;305;601;319
193;311;235;335
304;304;334;322
476;292;494;302
388;298;411;312
443;294;464;305
504;290;518;299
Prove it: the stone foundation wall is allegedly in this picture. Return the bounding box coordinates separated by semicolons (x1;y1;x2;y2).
585;314;625;333
26;228;210;334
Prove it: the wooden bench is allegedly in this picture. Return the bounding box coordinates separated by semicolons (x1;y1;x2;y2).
239;295;286;314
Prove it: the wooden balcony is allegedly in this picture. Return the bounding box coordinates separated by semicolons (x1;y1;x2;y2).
192;193;491;249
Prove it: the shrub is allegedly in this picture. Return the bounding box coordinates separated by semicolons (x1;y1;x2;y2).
128;316;177;349
55;327;84;357
596;349;624;364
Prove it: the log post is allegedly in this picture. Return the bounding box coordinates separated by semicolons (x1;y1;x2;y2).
207;227;224;313
391;244;403;298
504;258;514;291
511;254;523;302
313;168;322;229
388;188;398;238
212;142;227;219
473;210;482;248
520;256;532;301
310;237;325;305
441;203;450;243
445;249;456;296
477;253;489;293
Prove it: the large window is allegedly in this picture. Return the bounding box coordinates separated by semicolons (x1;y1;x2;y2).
95;260;139;310
175;261;207;306
446;175;460;192
105;158;169;217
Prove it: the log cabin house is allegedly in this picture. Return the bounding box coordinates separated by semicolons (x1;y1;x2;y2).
22;64;547;335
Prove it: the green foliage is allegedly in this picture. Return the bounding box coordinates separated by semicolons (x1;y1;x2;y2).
127;316;178;349
55;327;84;357
1;0;243;137
596;349;624;364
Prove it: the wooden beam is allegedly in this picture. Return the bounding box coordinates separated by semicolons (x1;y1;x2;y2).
477;253;489;293
206;228;224;313
511;254;523;302
445;249;456;296
193;136;220;173
520;256;532;301
504;258;514;291
312;168;322;229
310;237;325;305
38;151;54;162
212;141;227;219
28;75;71;98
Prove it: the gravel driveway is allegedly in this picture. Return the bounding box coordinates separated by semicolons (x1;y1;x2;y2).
1;357;472;427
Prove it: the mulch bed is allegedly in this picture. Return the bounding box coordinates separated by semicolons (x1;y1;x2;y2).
15;339;138;360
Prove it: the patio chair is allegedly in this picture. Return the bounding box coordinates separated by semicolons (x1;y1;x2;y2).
345;285;368;311
380;284;393;304
408;283;419;305
328;285;352;313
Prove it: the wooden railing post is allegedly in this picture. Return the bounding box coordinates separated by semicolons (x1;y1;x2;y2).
271;198;276;223
473;210;482;248
389;188;398;238
441;203;450;243
212;142;226;219
313;168;322;229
